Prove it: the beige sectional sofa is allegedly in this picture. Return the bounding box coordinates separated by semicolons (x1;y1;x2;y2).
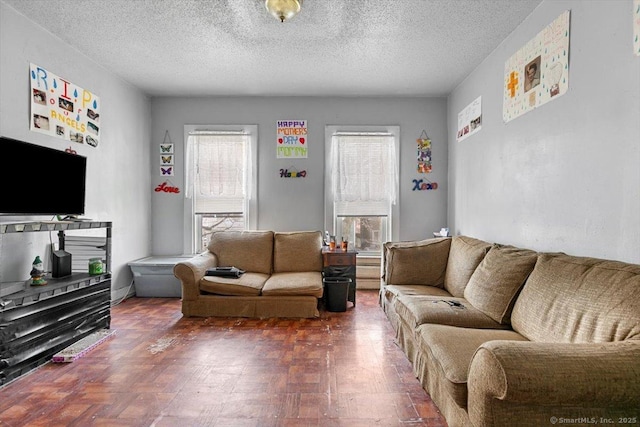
174;230;324;318
380;235;640;427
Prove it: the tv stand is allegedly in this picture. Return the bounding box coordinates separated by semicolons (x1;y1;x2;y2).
58;215;93;222
0;220;112;386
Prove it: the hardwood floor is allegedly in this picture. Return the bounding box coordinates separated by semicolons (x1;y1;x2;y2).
0;290;447;427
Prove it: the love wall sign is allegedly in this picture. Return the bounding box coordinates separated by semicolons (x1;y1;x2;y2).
276;120;307;158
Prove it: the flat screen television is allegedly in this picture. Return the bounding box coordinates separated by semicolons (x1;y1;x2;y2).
0;136;87;217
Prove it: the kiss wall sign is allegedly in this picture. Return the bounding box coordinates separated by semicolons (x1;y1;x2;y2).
277;120;307;158
412;179;438;191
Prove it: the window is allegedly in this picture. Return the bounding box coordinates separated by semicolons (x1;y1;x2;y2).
184;125;257;253
325;126;399;256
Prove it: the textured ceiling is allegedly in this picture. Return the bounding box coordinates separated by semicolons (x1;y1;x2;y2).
3;0;542;97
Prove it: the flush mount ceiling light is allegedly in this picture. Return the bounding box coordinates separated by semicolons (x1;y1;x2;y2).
265;0;302;23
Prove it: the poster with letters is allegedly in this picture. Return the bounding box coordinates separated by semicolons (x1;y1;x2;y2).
276;120;307;158
503;11;570;123
30;63;101;147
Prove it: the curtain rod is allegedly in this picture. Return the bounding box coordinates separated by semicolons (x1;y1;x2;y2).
189;130;248;135
333;132;393;136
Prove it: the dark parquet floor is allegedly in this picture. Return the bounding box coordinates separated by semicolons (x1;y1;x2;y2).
0;290;447;427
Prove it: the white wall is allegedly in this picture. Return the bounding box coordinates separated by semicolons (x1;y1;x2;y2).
448;0;640;263
150;96;448;255
0;1;153;299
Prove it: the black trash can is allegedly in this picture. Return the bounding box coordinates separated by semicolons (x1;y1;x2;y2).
323;277;352;312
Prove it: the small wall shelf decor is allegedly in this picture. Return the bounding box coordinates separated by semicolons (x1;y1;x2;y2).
417;130;432;174
412;178;438;191
280;167;307;178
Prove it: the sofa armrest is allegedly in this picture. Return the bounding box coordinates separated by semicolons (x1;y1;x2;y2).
468;340;640;427
173;252;217;300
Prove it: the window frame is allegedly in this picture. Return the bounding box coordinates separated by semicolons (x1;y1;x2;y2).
324;125;400;257
182;124;258;254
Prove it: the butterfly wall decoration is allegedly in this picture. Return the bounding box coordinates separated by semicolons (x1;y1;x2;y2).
161;155;173;165
160;132;175;176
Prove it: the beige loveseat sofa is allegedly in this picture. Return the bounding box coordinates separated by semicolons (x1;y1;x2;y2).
174;230;324;318
381;235;640;427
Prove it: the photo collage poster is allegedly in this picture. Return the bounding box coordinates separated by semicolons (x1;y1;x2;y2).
457;96;482;142
416;133;432;174
30;63;101;147
276;120;307;158
503;11;570;123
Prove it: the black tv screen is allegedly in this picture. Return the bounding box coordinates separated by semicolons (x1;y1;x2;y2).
0;136;87;216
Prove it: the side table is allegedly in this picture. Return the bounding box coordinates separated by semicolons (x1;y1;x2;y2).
322;247;357;307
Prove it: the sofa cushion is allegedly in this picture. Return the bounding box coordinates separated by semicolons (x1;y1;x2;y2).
262;271;324;297
384;284;452;300
383;237;451;286
511;253;640;343
208;230;274;275
464;244;538;324
394;295;509;330
200;272;269;296
444;236;492;297
416;324;527;408
273;231;323;273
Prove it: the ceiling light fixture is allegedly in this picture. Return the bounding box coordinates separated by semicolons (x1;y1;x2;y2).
265;0;302;23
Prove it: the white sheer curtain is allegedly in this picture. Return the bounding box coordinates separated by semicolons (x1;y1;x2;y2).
185;132;251;214
330;133;397;216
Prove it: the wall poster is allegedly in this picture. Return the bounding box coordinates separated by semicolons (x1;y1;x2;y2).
29;63;101;147
276;120;307;158
457;96;482;142
503;11;570;123
416;134;432;173
635;0;640;56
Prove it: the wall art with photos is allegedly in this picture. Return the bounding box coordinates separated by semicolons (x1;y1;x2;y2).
29;63;101;147
416;130;432;173
457;96;482;142
503;11;570;123
277;120;307;158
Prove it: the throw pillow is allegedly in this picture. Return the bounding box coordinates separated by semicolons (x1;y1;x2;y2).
464;244;538;324
273;231;323;273
384;237;451;286
443;236;492;297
